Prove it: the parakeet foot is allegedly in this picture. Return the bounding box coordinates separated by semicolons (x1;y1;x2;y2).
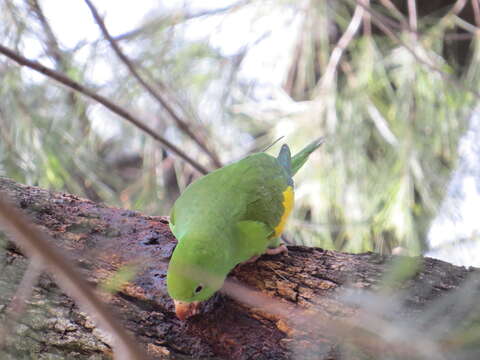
265;244;288;256
240;255;260;265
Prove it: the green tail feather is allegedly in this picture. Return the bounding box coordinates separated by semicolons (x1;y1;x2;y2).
277;144;292;174
290;137;325;176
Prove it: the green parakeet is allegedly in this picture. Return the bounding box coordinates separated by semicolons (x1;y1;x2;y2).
167;138;324;319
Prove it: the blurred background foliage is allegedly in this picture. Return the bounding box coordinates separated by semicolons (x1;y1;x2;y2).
1;0;479;256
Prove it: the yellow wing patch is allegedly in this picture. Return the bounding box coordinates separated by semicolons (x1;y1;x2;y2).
273;186;294;238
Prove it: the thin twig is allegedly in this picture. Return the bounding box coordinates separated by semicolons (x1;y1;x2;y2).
0;193;149;360
362;0;372;37
367;103;399;147
0;108;25;165
379;0;409;29
262;136;284;152
448;0;469;17
27;0;107;202
445;32;475;40
0;259;43;348
317;4;364;91
83;0;222;169
433;0;469;34
454;15;479;33
0;43;209;174
6;259;43;316
352;0;480;100
113;0;249;42
361;1;403;30
407;0;418;39
28;0;64;66
473;0;480;27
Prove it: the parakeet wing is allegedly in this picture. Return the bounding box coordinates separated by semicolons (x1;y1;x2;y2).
169;152;292;263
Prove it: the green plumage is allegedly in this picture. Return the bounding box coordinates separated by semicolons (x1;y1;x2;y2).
167;138;324;306
171;153;286;240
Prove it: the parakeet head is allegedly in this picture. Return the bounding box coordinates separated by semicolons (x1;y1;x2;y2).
167;235;229;320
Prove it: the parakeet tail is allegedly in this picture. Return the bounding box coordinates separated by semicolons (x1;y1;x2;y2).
290;137;325;176
277;144;292;174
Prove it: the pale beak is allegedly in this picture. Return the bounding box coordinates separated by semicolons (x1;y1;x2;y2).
174;300;201;320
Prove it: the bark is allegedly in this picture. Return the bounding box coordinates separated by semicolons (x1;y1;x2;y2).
0;176;478;360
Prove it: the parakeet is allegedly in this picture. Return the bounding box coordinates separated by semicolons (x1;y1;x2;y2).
167;138;325;320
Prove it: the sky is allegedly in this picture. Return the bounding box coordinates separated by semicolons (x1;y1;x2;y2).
427;108;480;267
39;0;299;88
34;0;302;151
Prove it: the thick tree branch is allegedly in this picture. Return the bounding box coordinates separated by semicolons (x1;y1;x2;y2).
0;187;148;360
0;176;478;359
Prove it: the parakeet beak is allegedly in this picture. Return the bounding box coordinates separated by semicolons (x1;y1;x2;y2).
174;300;201;320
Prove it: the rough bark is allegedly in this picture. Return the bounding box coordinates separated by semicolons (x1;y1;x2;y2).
0;176;478;360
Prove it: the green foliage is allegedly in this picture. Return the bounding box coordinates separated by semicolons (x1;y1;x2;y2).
280;12;475;255
0;0;477;255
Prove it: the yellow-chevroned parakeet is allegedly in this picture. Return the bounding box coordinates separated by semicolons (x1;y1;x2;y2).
167;138;324;319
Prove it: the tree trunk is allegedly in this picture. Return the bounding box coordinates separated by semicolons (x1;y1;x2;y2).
0;177;477;360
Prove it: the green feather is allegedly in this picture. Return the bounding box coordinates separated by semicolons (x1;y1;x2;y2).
290;137;326;176
277;144;292;179
166;138;324;307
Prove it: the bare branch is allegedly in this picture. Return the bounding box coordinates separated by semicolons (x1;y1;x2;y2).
0;193;149;360
362;0;372;37
362;1;403;30
472;0;480;27
6;259;42;316
83;0;222;168
0;259;42;348
352;0;480;100
448;0;469;17
433;0;469;33
407;0;418;39
317;4;364;91
379;0;410;29
0;43;209;174
445;32;476;40
453;15;480;36
27;0;107;201
27;0;64;66
113;0;250;42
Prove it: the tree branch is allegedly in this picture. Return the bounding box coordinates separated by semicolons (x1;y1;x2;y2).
0;43;209;175
0;187;148;360
113;1;249;42
84;0;222;169
316;4;364;91
0;176;479;359
352;0;480;100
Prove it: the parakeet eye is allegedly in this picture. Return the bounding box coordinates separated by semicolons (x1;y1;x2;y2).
194;285;203;294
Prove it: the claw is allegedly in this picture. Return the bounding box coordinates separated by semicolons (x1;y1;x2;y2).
265;244;288;256
238;244;288;267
